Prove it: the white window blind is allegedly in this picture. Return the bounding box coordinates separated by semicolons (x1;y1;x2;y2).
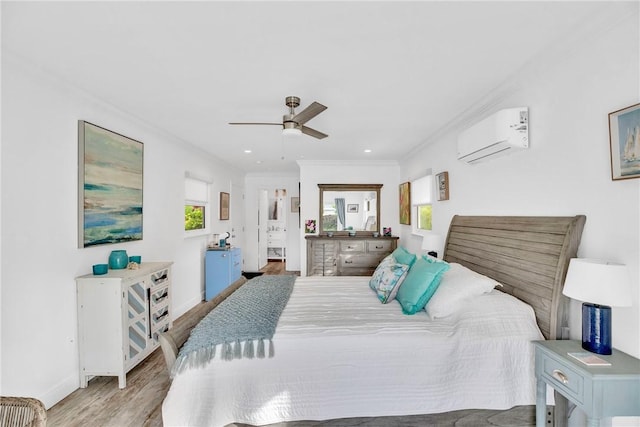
411;175;432;205
185;177;209;204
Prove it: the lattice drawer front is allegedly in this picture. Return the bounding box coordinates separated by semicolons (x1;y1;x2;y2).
150;286;169;309
152;322;170;344
150;303;170;329
150;268;170;289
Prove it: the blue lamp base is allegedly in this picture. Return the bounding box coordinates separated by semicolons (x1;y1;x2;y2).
582;302;612;355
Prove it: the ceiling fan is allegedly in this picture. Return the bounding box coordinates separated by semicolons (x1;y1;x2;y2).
229;96;328;139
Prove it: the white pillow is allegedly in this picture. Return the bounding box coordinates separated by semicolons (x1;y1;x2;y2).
425;262;501;319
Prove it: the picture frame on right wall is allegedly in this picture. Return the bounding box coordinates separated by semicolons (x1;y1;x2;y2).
436;171;449;201
609;103;640;180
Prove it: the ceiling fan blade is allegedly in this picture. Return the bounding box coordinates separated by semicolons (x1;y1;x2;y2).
228;122;282;126
291;102;327;125
301;125;328;139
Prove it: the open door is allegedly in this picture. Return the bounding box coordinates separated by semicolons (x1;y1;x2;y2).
257;189;268;269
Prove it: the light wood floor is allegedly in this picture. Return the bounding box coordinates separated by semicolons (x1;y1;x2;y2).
47;261;535;427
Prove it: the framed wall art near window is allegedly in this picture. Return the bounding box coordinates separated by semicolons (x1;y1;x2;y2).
347;204;358;213
219;192;230;220
436;171;450;201
291;197;300;213
609;103;640;180
78;121;143;248
399;182;411;225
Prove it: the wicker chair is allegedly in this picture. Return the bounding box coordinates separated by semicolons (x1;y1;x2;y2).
0;396;47;427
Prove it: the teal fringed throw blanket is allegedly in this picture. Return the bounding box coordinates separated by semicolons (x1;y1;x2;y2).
172;275;296;376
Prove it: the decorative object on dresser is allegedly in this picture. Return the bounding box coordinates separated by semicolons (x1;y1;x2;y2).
78;121;143;248
306;235;398;276
205;247;242;301
562;258;631;355
398;181;411;225
534;340;640;427
76;262;172;388
608;102;640;180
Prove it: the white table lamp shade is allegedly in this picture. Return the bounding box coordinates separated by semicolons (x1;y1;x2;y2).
421;234;443;251
562;258;632;307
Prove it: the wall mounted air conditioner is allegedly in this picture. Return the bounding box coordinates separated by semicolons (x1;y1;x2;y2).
457;107;529;164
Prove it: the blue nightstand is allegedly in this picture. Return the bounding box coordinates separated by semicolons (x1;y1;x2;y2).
534;340;640;427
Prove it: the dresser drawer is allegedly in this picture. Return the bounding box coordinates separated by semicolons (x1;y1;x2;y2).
150;268;170;289
540;352;584;404
150;285;170;308
340;254;381;268
366;240;393;253
340;241;365;252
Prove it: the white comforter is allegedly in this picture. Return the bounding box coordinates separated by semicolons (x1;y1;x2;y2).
163;276;545;427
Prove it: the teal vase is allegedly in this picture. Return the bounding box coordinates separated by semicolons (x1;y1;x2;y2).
109;250;129;270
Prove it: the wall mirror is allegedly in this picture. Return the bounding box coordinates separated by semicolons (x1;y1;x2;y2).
318;184;382;234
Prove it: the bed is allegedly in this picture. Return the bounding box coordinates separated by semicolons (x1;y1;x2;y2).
162;215;586;427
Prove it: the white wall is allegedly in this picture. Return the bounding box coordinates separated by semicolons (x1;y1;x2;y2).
397;12;639;426
244;174;301;272
0;53;245;407
298;160;400;276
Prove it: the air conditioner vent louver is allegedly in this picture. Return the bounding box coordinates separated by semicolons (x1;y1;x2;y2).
457;107;529;164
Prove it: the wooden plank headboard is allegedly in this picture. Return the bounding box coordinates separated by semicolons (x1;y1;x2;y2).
442;215;586;340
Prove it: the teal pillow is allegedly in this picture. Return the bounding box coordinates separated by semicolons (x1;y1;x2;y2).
392;246;417;267
396;257;450;315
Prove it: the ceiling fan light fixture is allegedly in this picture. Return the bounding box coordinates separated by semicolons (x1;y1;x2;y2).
282;127;302;136
282;120;302;136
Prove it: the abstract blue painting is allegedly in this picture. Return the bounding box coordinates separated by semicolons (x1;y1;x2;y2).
78;121;143;247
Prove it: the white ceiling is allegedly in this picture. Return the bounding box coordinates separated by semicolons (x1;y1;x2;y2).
2;1;611;173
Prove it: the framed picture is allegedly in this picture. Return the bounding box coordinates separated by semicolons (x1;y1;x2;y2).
609;103;640;180
347;204;358;213
78;121;143;248
305;219;316;234
436;171;450;201
219;192;230;220
399;182;411;225
291;196;300;213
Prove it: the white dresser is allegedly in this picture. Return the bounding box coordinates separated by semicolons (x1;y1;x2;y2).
267;230;286;261
76;261;172;388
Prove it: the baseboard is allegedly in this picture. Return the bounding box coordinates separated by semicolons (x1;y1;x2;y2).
173;295;204;320
41;372;80;409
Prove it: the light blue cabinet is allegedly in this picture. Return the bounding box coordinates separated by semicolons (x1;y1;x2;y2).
205;247;242;301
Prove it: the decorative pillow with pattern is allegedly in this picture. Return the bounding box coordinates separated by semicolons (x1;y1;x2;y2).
369;255;410;303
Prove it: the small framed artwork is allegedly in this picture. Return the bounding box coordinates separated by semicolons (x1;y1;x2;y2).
305;219;316;234
291;196;300;213
219;192;230;220
347;204;358;213
609;103;640;180
436;171;450;201
399;182;411;225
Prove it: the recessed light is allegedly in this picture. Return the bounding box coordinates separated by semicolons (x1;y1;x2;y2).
244;150;252;154
256;160;262;164
364;149;372;153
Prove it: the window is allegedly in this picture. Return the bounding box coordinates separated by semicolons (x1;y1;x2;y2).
411;174;433;235
185;175;210;233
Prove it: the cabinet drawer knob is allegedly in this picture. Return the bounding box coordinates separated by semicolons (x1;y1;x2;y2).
552;369;569;384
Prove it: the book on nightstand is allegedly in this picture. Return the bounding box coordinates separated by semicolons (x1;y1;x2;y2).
568;352;612;366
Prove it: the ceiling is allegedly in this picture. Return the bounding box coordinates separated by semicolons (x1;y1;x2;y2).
2;1;610;174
